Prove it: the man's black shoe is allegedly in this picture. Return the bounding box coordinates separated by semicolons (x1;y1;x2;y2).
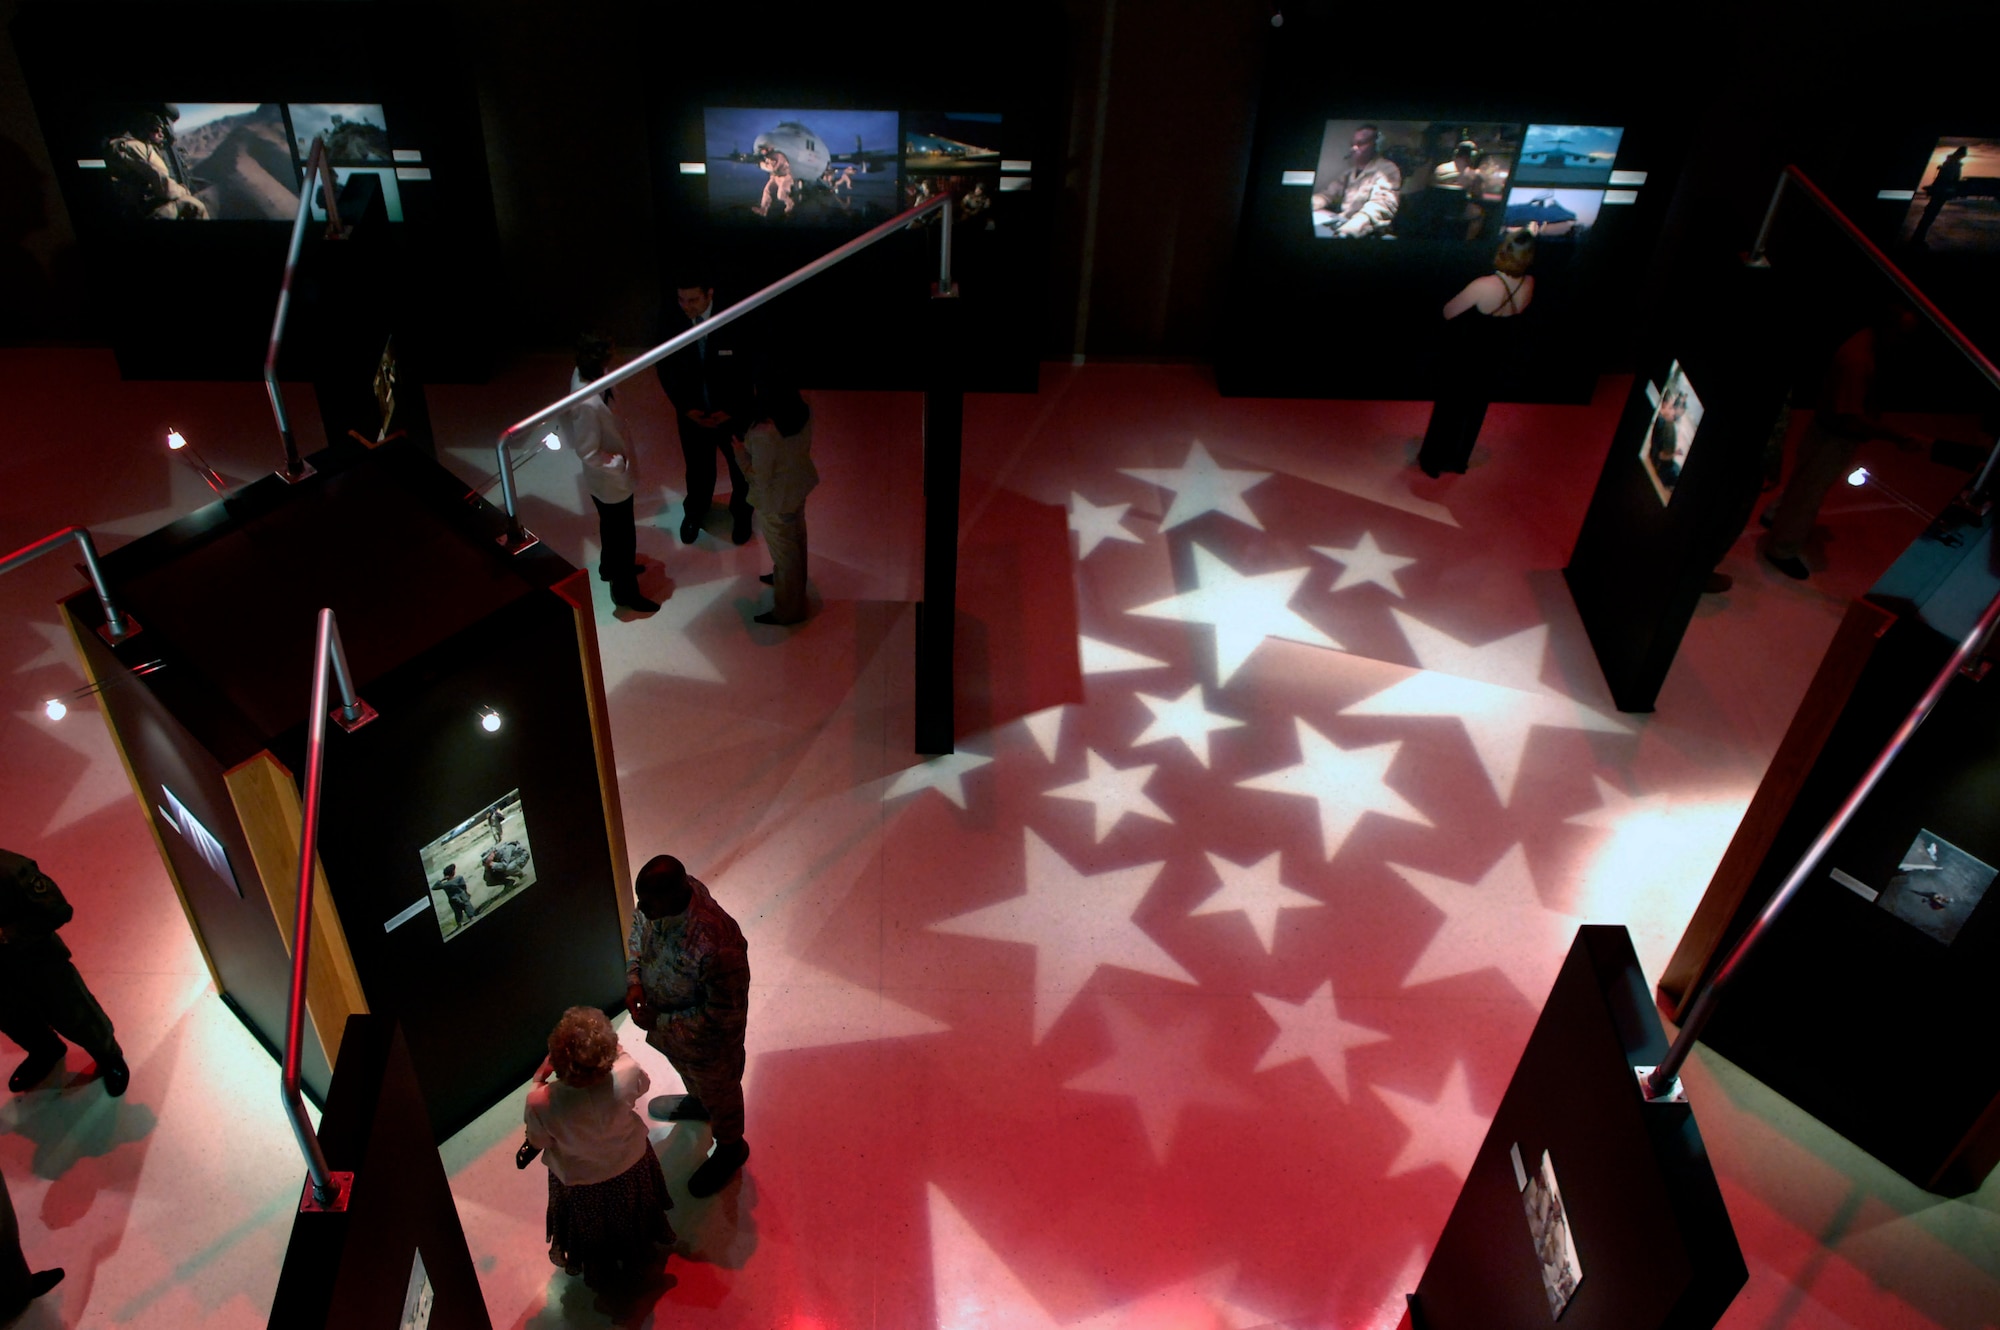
687;1140;748;1198
614;590;662;614
8;1047;63;1093
758;573;774;585
99;1050;130;1098
1766;551;1810;580
679;517;701;544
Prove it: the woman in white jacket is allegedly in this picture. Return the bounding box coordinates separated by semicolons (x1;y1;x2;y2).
571;334;658;613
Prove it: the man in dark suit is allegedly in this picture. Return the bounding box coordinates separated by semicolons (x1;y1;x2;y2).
656;273;755;546
0;850;127;1097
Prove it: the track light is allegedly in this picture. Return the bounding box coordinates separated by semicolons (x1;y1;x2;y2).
42;699;65;721
36;658;166;720
479;707;502;733
1847;466;1870;487
541;433;562;451
166;427;227;495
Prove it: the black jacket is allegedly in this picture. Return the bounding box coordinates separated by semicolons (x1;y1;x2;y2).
0;850;75;962
654;301;755;427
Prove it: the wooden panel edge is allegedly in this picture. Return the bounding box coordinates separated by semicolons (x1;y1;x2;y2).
552;572;634;947
1658;597;1898;1014
60;602;225;992
223;753;369;1066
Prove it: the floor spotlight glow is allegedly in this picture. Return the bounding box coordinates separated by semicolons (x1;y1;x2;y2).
1848;466;1871;487
479;708;502;733
42;698;66;721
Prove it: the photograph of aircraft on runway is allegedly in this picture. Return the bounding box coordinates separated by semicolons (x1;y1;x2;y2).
1514;124;1623;186
704;108;901;226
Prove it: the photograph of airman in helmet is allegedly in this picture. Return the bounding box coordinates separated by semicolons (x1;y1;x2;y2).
99;102;301;221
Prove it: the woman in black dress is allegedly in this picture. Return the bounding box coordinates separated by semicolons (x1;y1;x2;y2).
1417;230;1536;477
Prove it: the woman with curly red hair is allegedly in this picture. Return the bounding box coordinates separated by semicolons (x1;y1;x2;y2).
521;1006;672;1283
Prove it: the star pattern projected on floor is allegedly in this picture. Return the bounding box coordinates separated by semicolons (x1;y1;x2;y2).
1253;979;1389;1100
1237;718;1432;858
1043;748;1172;842
15;356;1925;1330
1127;544;1340;685
1389;845;1584;1000
1340;611;1628;802
1119;439;1271;531
1129;683;1244;768
1192;850;1321;952
1067;491;1144;558
1312;530;1417;597
883;748;996;810
930;829;1192;1042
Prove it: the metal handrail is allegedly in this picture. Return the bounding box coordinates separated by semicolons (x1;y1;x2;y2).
1645;583;2000;1099
0;526;138;644
266;138;349;484
1746;165;2000;493
282;608;374;1208
490;193;957;553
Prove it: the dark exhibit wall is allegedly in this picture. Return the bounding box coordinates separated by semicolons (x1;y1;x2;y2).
8;1;500;380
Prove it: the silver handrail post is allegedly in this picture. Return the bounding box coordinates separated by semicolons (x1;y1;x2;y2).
935;197;957;298
1643;585;2000;1101
487;191;956;552
266;138;348;486
281;608;376;1212
0;526;140;645
1743;171;1788;268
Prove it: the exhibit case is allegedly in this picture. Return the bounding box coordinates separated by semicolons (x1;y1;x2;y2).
1661;511;2000;1194
1408;926;1744;1330
61;442;632;1138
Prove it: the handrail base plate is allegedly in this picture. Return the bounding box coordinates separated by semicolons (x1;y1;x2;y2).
96;616;141;647
297;1169;355;1213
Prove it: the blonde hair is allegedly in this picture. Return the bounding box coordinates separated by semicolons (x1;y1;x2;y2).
1494;230;1536;276
548;1006;618;1087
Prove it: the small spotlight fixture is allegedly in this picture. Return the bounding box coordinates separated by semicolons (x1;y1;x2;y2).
42;698;66;721
541;432;562;451
165;427;227;495
1847;466;1871;487
479;707;502;733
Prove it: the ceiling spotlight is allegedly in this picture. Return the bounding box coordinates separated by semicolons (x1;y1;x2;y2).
479;708;502;733
166;429;188;450
42;699;66;721
1847;466;1871;487
541;432;562;451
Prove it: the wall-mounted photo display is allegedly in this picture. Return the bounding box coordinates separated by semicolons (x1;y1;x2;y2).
92;102;301;222
1502;186;1605;241
286;103;392;164
1874;829;1994;945
702;108;902;226
1638;359;1703;505
1310;119;1521;242
1514;124;1625;186
1900;136;2000;252
903;111;1001;231
1513;1143;1584;1319
416;790;537;942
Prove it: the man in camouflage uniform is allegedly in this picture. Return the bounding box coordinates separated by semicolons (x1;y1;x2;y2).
0;850;127;1097
625;855;750;1197
103;104;208;222
1312;124;1401;239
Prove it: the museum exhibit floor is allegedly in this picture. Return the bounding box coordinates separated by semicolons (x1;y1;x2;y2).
0;346;1995;1329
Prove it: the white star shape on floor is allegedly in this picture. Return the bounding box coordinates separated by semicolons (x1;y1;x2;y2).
1388;845;1582;1001
1079;635;1168;676
11;620;78;674
884;749;995;810
22;708;139;836
1253;979;1390;1101
1192;851;1321;952
1119;440;1271;531
1044;749;1172;842
1068;492;1144;558
928;1184;1244;1329
1312;531;1417;597
1018;704;1068;762
1340;612;1628;803
598;575;737;685
1372;1061;1490;1179
930;829;1191;1042
1128;544;1340;686
1130;684;1244;768
1064;999;1259;1162
1236;718;1432;859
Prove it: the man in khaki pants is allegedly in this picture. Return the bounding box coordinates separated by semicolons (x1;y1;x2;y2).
734;376;818;626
